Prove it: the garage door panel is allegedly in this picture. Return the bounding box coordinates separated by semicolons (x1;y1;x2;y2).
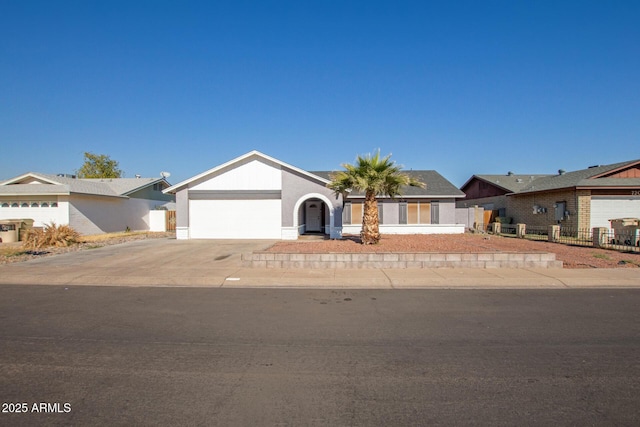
590;197;640;229
190;199;281;239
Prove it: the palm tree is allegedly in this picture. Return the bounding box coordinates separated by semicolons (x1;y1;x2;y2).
328;150;425;244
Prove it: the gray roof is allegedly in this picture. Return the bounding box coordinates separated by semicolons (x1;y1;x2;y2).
0;173;168;198
311;170;465;198
463;174;552;193
515;160;640;194
83;177;167;196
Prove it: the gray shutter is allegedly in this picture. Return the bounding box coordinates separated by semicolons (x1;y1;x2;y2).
378;201;383;224
399;202;407;224
344;202;352;225
431;201;439;224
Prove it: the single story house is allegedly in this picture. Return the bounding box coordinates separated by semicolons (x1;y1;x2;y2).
506;160;640;230
460;159;640;230
0;173;175;235
163;150;466;240
458;172;552;216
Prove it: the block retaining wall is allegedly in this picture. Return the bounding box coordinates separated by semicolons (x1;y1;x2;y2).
241;252;563;269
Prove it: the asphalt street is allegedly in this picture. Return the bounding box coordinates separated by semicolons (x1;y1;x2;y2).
1;285;639;426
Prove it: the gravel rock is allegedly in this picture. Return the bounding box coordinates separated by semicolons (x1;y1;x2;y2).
268;234;640;269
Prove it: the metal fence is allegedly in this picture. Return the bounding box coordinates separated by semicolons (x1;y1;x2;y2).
500;224;517;236
524;225;548;241
491;222;640;254
556;227;593;247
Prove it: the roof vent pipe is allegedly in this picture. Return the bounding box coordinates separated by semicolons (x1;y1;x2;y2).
507;171;514;176
135;174;141;179
558;169;566;175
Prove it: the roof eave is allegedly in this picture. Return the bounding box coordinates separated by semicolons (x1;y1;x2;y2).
163;150;329;194
122;177;169;196
1;172;63;186
589;160;640;179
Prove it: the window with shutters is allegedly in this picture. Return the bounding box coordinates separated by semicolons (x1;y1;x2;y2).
343;202;365;225
399;201;433;224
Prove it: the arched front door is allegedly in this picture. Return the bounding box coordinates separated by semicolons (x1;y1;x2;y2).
305;201;323;232
292;193;340;239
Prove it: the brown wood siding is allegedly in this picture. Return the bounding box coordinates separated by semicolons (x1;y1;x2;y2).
463;178;509;199
601;165;640;178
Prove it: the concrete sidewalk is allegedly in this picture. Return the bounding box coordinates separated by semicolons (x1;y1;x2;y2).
1;238;639;288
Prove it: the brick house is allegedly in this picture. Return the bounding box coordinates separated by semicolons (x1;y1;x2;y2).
458;172;551;216
506;160;640;230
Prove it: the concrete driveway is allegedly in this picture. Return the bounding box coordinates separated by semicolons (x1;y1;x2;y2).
0;238;277;287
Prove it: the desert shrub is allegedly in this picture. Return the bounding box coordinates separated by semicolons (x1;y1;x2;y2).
22;222;81;250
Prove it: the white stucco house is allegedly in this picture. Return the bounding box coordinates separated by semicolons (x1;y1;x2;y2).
0;173;175;235
163;150;466;240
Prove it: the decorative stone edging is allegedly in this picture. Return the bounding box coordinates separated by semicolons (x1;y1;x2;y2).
241;252;563;269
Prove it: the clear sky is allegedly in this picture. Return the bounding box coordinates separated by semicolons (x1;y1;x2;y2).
2;1;639;186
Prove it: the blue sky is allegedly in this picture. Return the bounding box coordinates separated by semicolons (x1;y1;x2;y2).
2;1;639;186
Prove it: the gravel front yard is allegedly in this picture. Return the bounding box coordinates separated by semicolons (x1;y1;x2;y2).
2;232;639;269
268;234;640;269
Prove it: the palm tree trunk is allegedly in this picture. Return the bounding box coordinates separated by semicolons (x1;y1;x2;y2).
361;190;380;244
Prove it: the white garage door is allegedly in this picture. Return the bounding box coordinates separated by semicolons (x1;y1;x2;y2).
189;199;282;239
590;196;640;229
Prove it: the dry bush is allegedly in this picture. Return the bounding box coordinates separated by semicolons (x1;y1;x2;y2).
22;222;81;250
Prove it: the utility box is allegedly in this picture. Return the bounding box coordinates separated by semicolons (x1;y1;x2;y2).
0;221;19;243
609;218;640;246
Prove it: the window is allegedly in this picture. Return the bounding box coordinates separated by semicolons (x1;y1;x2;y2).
21;203;29;208
11;203;18;208
1;203;8;208
31;202;39;208
41;202;49;207
344;202;366;225
51;202;58;207
399;201;432;224
351;202;363;224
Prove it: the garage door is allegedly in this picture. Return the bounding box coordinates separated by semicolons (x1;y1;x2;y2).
590;196;640;229
189;199;282;239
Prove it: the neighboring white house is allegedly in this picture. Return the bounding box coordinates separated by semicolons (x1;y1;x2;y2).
0;173;175;235
163;150;466;240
